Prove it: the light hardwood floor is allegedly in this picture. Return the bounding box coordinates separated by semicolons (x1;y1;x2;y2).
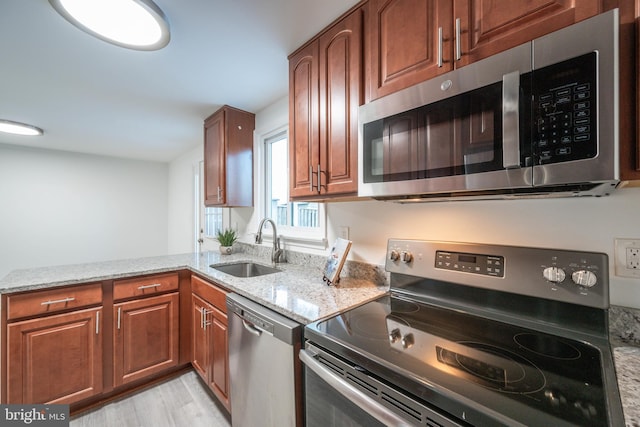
70;371;231;427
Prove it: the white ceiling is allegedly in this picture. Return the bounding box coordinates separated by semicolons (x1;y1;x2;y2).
0;0;360;162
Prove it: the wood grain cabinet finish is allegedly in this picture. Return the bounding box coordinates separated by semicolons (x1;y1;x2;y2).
366;0;605;102
113;273;178;301
6;283;102;320
289;7;363;200
204;106;255;207
113;292;180;387
191;275;230;412
7;307;103;404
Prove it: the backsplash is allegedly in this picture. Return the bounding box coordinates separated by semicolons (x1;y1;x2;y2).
235;242;388;287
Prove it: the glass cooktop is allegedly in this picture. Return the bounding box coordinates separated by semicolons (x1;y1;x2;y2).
305;293;608;426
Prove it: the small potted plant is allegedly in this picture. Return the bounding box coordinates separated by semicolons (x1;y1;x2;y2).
216;228;238;255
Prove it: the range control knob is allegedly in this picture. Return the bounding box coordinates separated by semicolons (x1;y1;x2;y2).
389;250;400;262
400;251;413;264
401;333;414;349
543;266;566;283
572;270;597;288
388;328;401;344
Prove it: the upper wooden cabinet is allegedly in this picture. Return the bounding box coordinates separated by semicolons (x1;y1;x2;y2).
366;0;453;101
366;0;606;102
289;7;363;200
204;106;255;207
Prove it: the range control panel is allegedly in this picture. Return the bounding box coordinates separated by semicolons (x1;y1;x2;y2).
436;251;505;277
386;239;609;309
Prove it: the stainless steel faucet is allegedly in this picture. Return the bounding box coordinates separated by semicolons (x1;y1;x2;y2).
255;218;284;263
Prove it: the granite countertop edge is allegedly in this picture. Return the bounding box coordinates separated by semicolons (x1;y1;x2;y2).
0;251;388;325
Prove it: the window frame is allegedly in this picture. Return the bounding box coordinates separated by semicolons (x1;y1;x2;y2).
260;125;327;249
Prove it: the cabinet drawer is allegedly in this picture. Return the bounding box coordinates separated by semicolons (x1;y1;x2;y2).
113;273;179;301
191;275;227;313
6;283;103;321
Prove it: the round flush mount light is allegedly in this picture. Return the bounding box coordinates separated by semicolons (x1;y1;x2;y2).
49;0;170;51
0;120;44;136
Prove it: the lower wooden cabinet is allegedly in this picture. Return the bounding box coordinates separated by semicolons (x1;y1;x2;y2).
191;275;230;412
7;307;103;404
113;292;180;387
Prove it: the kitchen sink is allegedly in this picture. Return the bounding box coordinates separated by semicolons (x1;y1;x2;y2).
210;262;281;278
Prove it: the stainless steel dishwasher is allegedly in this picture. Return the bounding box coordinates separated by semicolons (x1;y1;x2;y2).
226;293;303;427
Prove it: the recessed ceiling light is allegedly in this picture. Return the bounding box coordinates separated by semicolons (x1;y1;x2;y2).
0;120;44;136
49;0;170;51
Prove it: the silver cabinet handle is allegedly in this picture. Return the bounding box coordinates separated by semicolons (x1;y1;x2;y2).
437;26;443;67
96;311;100;335
299;350;414;427
202;308;212;330
502;70;521;169
455;18;462;61
41;297;75;306
200;307;205;329
137;283;161;290
316;164;322;194
117;307;122;330
217;186;222;202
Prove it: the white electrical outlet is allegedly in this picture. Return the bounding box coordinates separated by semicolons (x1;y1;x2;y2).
338;226;350;240
615;239;640;278
628;248;640;270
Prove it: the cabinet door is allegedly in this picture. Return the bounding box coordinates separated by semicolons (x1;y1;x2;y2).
289;41;320;198
454;0;601;67
318;8;362;196
209;307;230;411
7;307;103;404
366;0;453;102
191;294;210;380
204;110;226;206
113;293;179;387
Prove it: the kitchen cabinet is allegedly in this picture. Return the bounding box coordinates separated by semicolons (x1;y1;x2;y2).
289;6;362;199
191;275;230;412
204;105;255;207
5;283;103;404
113;293;180;387
366;0;606;102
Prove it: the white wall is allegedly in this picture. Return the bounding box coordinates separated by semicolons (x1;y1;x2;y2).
325;190;640;308
0;143;169;279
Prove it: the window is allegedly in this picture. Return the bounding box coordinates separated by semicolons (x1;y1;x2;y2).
264;130;325;244
204;207;223;237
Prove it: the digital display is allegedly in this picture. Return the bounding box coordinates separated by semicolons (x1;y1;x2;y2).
459;254;476;264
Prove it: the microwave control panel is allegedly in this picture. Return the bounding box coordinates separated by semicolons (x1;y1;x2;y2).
533;52;597;165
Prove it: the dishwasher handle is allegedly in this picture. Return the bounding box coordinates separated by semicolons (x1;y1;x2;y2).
242;318;262;336
300;349;415;427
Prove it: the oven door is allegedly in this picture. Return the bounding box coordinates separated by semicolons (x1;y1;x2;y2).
358;42;533;199
300;345;464;427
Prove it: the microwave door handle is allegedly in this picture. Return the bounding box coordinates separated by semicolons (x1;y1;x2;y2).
300;349;415;427
502;70;521;169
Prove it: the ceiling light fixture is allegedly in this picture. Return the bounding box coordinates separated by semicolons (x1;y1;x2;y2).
49;0;170;51
0;120;44;136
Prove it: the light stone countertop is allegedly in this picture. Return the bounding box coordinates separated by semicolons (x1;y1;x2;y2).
4;251;640;425
0;251;388;324
614;347;640;426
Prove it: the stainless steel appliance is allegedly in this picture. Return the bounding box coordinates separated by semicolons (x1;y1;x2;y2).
227;293;303;427
302;239;624;426
358;10;619;201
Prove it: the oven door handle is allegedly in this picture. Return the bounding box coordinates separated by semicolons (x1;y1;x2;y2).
300;349;414;427
502;70;521;169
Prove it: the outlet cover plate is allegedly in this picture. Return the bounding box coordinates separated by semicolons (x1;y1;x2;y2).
614;238;640;278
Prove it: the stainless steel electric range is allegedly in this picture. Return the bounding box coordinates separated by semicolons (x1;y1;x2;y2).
302;240;624;426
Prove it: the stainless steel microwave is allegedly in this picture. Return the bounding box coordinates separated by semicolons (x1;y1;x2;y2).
358;10;619;201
